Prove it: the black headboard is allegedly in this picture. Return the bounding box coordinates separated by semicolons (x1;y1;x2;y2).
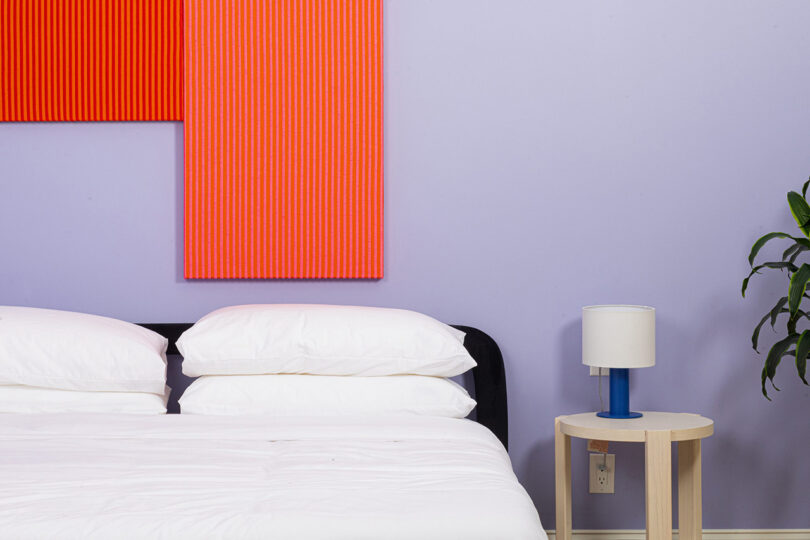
138;323;509;450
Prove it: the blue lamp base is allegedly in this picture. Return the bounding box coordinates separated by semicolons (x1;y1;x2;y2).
596;368;643;419
597;411;643;419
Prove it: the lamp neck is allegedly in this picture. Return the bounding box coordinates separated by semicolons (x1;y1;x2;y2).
608;368;630;416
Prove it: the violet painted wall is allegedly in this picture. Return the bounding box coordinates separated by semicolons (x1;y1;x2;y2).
2;0;810;530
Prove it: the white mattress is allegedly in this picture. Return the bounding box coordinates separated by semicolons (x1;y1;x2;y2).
0;414;546;539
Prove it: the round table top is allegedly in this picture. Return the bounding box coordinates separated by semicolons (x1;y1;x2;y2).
558;411;714;442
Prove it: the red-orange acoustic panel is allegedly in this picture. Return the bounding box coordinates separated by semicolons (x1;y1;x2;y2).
0;0;183;122
184;0;383;279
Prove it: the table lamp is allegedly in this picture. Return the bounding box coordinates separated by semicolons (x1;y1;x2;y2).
582;305;655;419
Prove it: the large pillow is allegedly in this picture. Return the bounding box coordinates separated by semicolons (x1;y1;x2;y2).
0;385;169;414
0;306;167;394
179;374;476;418
177;305;476;377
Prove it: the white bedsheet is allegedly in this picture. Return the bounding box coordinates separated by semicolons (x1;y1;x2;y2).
0;414;546;539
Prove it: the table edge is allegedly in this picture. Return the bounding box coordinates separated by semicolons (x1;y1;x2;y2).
556;412;714;443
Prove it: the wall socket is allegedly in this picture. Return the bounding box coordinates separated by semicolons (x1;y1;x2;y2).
589;366;610;377
589;453;615;494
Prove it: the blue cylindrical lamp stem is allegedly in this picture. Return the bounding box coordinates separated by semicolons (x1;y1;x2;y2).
596;368;643;419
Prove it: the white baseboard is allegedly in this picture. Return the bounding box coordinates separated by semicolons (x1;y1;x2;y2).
545;530;810;540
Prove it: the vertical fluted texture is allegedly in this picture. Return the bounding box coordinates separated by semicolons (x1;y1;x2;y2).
0;0;183;121
184;0;383;279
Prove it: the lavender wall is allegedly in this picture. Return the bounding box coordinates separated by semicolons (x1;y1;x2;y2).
2;0;810;530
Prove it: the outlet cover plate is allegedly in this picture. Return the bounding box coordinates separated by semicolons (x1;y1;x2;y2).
589;366;610;377
589;453;615;494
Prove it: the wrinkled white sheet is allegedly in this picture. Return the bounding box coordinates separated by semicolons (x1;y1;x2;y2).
0;414;546;539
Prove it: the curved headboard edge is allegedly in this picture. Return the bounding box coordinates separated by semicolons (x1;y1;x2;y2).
451;325;509;450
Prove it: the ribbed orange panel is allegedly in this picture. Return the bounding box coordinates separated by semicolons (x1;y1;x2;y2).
0;0;183;122
184;0;383;279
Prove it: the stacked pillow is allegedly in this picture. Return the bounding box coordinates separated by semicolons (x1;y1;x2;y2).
0;306;169;414
177;304;478;418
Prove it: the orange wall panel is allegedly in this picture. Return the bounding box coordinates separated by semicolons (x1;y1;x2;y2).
184;0;383;279
0;0;183;122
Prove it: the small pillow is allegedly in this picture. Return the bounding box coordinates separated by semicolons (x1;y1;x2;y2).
179;374;476;418
177;304;476;377
0;306;167;394
0;385;169;414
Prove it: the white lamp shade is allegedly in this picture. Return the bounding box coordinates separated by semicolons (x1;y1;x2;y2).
582;305;655;368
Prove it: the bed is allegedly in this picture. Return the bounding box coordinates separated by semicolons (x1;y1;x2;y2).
0;323;546;539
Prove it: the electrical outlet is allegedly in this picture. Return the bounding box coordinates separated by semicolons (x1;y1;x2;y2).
589;366;609;377
589;453;615;494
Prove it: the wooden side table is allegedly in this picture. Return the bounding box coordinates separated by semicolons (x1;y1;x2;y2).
554;412;714;540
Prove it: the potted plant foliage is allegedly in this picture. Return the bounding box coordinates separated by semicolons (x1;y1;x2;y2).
743;180;810;398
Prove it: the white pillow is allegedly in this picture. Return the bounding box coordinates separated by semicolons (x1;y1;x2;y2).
0;306;168;394
179;374;476;418
0;385;169;414
177;305;476;377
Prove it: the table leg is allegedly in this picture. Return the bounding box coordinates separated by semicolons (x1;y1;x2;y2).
555;417;572;540
678;439;702;540
645;430;672;540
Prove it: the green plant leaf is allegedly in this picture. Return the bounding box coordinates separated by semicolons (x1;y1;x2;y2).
770;297;791;326
783;243;800;260
788;191;810;238
794;330;810;385
761;365;770;399
788;263;810;314
742;262;799;297
748;232;794;266
775;307;810;323
762;333;800;399
789;245;809;264
781;239;810;265
751;313;770;353
752;296;788;352
803;177;810;199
